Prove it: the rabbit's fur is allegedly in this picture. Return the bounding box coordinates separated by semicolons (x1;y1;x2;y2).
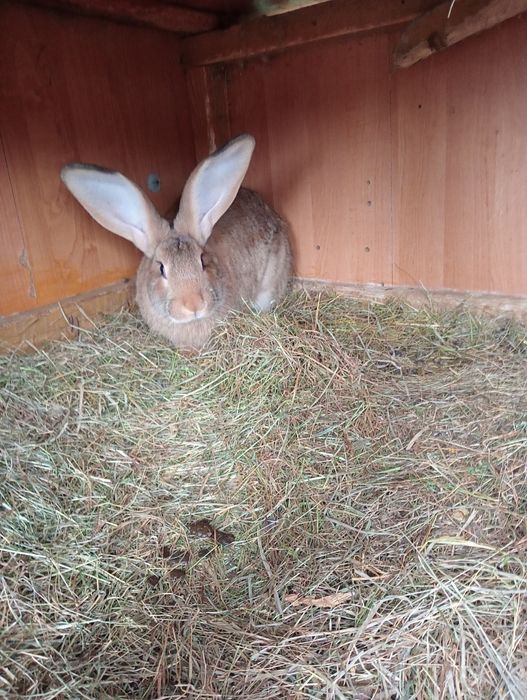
61;135;292;350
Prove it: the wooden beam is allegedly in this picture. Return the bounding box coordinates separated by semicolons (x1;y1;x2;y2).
0;280;136;351
253;0;332;16
4;276;524;352
294;279;527;323
22;0;219;34
394;0;527;68
182;0;443;66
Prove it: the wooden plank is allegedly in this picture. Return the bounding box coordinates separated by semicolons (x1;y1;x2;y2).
294;278;527;323
489;19;527;295
254;0;331;16
0;133;37;315
442;16;527;294
222;13;527;295
0;2;195;315
18;0;219;33
0;280;136;351
6;275;523;352
225;60;275;203
185;65;231;161
182;0;443;65
227;33;393;284
394;0;527;67
392;13;527;295
206;65;232;149
302;35;393;286
391;41;448;289
186;67;216;161
227;56;313;275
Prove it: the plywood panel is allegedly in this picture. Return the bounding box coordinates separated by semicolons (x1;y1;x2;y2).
0;280;135;350
443;40;496;292
227;60;281;205
222;14;527;295
0;135;36;315
391;49;448;288
227;34;393;284
0;3;194;315
392;14;527;295
490;23;527;295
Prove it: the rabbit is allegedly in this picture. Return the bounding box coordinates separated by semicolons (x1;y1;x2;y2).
61;134;292;350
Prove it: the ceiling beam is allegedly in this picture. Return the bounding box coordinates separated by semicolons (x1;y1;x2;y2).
253;0;332;16
394;0;527;68
24;0;219;34
182;0;444;66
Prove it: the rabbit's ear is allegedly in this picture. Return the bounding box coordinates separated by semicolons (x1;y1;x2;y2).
61;164;163;256
174;134;255;245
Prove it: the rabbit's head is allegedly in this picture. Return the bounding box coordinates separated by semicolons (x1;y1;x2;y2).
140;233;222;324
61;135;255;325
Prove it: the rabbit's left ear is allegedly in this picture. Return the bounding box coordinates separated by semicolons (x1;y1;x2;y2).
174;134;255;246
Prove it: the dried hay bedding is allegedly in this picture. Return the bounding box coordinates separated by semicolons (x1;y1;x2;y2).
1;291;526;699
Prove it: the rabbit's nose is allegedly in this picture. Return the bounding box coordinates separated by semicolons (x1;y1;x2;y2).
181;292;206;317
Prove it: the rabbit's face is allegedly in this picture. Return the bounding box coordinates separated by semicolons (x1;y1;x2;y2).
146;234;221;324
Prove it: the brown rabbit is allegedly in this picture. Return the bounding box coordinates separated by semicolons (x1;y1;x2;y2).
61;135;292;350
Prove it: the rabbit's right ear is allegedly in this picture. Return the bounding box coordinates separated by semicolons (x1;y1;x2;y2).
174;134;255;246
61;164;163;257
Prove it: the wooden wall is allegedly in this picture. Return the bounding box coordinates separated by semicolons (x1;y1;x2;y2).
2;3;527;324
0;3;194;316
205;14;527;296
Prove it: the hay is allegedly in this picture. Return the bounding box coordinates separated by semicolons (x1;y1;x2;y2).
1;291;526;699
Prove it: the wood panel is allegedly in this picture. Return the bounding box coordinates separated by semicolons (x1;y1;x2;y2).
393;14;527;294
0;133;36;314
394;0;527;68
219;14;527;295
185;65;231;161
0;3;195;316
0;280;135;351
17;0;219;34
296;278;527;325
3;1;527;323
182;0;443;66
227;34;394;284
391;48;448;289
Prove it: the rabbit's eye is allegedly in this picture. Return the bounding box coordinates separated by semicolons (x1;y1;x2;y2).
200;254;206;270
158;262;166;278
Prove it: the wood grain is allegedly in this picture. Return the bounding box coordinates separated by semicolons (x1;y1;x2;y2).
227;35;394;284
221;15;527;295
0;134;37;315
394;0;527;68
16;0;219;34
185;65;231;161
255;0;332;15
391;47;448;289
295;278;527;324
0;280;136;350
0;3;195;315
392;14;527;294
182;0;443;65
